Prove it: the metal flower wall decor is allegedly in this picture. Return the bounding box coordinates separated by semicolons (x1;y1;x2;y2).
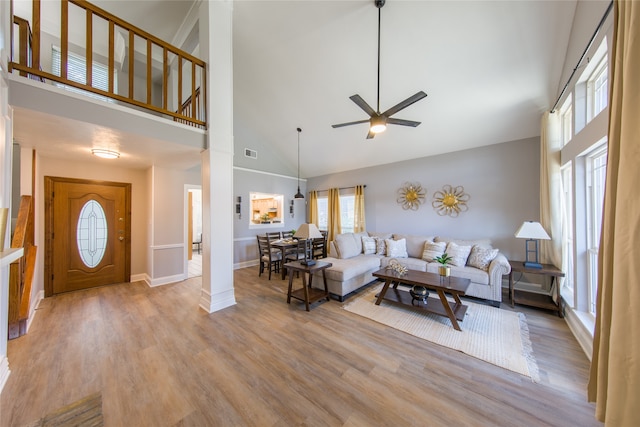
432;185;470;217
397;182;426;210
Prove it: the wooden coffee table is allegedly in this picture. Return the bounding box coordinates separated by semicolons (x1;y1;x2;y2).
373;268;471;331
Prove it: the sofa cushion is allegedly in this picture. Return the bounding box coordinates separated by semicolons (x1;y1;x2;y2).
381;256;428;272
362;235;376;255
445;242;472;267
467;245;499;271
422;241;447;261
435;236;493;248
368;231;393;240
426;263;489;285
323;255;381;282
393;234;434;258
334;233;361;259
386;238;408;258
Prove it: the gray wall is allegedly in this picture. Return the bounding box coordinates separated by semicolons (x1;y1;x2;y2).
233;167;307;267
306;137;540;259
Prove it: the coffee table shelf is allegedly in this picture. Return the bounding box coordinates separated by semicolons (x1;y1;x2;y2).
379;287;468;321
372;269;471;331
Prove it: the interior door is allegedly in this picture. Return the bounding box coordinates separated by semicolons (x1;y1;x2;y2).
45;177;131;296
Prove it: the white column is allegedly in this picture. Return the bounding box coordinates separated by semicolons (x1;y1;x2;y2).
0;0;13;392
199;0;236;312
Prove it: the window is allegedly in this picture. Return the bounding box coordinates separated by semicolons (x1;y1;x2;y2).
315;191;356;234
51;46;116;102
588;56;608;121
586;146;607;315
560;97;573;146
561;164;574;299
317;197;328;231
339;194;355;234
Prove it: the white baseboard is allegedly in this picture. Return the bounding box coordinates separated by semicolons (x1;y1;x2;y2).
25;290;45;334
565;308;595;360
0;356;10;394
199;288;236;313
234;259;259;270
130;273;148;284
144;273;186;288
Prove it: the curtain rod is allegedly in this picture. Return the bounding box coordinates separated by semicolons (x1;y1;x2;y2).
550;1;613;113
313;185;366;193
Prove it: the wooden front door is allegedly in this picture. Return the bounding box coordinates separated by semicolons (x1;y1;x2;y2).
45;177;131;296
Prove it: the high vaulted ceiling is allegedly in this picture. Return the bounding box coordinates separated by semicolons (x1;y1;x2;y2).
12;0;592;177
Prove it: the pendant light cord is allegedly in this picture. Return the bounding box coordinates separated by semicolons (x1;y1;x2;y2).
297;128;301;188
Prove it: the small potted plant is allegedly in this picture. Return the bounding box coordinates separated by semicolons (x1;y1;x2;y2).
434;253;453;277
260;213;270;223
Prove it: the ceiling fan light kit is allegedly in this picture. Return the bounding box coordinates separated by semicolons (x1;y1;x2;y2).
332;0;427;139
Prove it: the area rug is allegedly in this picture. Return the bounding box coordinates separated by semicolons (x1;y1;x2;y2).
343;284;540;381
26;392;103;427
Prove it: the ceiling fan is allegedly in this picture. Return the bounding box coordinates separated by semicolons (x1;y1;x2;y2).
332;0;427;139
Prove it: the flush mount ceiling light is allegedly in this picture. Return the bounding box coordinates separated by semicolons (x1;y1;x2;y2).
91;148;120;159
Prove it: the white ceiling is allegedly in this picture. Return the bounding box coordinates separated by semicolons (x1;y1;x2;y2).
11;0;581;177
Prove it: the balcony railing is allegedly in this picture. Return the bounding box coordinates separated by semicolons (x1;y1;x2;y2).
9;0;206;128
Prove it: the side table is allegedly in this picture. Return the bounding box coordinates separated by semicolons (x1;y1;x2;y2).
285;260;332;311
508;260;565;317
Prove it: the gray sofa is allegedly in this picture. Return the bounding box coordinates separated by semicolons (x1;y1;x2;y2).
315;232;511;306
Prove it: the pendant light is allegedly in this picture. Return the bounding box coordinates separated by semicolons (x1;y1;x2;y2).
294;127;304;199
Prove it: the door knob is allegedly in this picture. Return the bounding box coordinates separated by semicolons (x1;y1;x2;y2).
119;236;124;241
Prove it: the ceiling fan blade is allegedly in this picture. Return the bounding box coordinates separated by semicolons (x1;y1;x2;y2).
366;130;376;139
381;91;427;118
332;119;370;128
349;94;377;117
387;117;421;127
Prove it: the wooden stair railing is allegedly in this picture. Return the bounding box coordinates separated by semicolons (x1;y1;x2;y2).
8;195;37;340
9;0;206;128
12;16;46;82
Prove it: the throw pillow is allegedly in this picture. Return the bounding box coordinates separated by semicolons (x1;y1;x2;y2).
374;237;387;255
422;241;447;261
362;236;376;255
446;242;472;267
334;233;360;259
386;238;408;258
467;245;499;271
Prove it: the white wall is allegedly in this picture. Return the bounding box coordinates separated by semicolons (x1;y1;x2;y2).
148;165;200;284
31;155;149;296
307;137;540;260
233;167;307;268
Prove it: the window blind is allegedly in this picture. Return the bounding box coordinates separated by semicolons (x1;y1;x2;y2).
51;46;116;102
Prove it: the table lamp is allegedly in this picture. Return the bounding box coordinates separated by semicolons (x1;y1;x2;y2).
293;223;323;266
514;221;551;269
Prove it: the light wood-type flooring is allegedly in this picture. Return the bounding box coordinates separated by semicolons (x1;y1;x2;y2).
1;267;601;426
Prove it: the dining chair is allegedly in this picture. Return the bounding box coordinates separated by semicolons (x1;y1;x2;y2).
281;230;294;240
284;239;307;263
312;235;327;259
257;235;281;280
266;231;282;241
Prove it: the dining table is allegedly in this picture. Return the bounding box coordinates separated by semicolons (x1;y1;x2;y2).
269;239;300;280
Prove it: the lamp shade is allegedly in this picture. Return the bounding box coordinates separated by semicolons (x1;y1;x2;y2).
515;221;551;240
293;223;323;239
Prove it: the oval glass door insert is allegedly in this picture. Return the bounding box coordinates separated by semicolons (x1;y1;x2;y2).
77;200;108;268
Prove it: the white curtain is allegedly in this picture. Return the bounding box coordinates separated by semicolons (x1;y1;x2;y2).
539;111;565;302
588;1;640;424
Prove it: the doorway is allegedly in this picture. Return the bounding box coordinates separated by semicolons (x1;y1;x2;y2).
186;186;202;278
45;177;131;296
